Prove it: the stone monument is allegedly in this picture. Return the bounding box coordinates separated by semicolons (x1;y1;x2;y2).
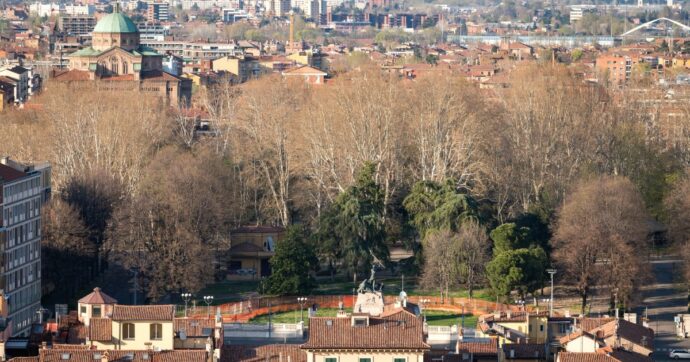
354;266;385;316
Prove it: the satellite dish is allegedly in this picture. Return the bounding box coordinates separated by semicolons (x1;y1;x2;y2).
399;291;408;300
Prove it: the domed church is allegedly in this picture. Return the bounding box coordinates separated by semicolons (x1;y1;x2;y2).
53;5;191;106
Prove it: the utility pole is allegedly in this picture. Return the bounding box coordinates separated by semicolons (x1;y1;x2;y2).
547;269;557;317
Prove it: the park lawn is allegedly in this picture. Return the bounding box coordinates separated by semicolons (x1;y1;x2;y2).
249;307;477;329
195;280;260;304
249;308;352;326
425;310;478;328
314;276;494;302
196;276;494;305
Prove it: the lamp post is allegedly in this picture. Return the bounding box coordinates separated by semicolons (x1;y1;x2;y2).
546;268;557;317
181;293;192;317
420;299;430;323
297;297;308;323
203;296;214;318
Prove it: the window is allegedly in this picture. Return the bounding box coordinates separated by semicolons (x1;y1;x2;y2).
359;358;371;362
80;306;86;315
123;323;135;339
394;358;406;362
150;323;163;340
93;306;102;317
325;358;337;362
539;325;544;332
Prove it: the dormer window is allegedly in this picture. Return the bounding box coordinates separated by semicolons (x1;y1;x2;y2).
351;315;369;327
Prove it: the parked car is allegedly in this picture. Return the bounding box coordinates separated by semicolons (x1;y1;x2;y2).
670;350;690;359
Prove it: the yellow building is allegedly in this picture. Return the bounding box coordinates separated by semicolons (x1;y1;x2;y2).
88;305;176;351
78;287;118;327
477;311;549;345
301;308;430;362
227;226;285;280
211;55;260;83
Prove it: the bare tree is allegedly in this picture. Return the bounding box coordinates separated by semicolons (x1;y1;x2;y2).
552;176;650;313
421;229;458;303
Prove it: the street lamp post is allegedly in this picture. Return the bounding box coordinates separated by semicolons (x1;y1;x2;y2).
203;295;214;318
297;297;308;323
420;299;430;323
181;293;192;317
546;268;557;317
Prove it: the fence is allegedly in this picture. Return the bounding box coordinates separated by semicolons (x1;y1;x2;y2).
181;294;523;323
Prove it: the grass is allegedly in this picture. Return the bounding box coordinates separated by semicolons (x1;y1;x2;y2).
424;310;478;328
197;276;494;305
248;307;477;328
248;308;351;326
195;280;260;304
313;276;494;301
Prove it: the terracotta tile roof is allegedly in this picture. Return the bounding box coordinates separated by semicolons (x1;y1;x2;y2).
557;350;653;362
173;317;215;337
502;343;546;359
559;330;601;345
578;318;616;332
111;305;175;321
0;163;26;183
301;309;429;350
88;318;112;341
221;344;306;362
282;65;327;76
557;352;614;362
231;226;285;234
589;320;654;350
78;288;118;305
52;69;91;81
38;349;208;362
7;358;39;362
608;350;654;362
51;344;90;350
456;338;498;356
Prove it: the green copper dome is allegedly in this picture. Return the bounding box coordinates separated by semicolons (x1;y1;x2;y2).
93;8;138;34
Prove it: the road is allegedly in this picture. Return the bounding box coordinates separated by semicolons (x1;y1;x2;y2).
636;259;689;361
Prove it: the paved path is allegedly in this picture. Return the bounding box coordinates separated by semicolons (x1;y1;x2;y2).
636;259;689;361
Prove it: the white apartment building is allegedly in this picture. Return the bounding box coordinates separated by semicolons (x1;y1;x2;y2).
64;4;96;15
0;157;51;337
28;2;94;16
180;0;235;10
28;2;60;17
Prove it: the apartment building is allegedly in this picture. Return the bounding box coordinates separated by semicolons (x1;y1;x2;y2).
139;39;245;63
146;1;170;22
0;157;51;336
58;15;97;36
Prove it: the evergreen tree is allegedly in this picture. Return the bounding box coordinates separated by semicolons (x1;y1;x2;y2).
318;162;389;277
265;226;318;295
403;179;479;239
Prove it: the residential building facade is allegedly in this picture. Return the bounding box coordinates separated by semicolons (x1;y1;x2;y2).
0;157;51;336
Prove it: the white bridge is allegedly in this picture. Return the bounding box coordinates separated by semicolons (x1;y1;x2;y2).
620;17;690;37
